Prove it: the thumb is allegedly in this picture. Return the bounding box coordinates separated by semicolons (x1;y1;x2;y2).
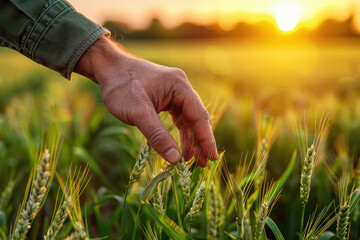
135;107;181;164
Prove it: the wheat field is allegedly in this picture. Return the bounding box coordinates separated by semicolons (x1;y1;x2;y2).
0;38;360;239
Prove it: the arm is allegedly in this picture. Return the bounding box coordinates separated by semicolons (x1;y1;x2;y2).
0;0;218;166
0;0;108;79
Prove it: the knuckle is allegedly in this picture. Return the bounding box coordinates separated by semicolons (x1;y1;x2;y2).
169;68;190;84
148;128;169;148
202;109;210;120
173;68;187;79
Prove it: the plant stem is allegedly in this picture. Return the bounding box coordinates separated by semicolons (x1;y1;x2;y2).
172;179;183;230
132;204;143;240
299;207;305;240
120;186;130;239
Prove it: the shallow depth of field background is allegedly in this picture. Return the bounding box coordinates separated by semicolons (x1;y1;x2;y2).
1;0;360;239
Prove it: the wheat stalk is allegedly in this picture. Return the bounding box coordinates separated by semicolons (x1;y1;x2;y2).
228;175;246;239
336;202;350;240
254;200;269;240
13;149;51;240
44;197;71;240
187;182;206;224
176;157;191;203
256;114;280;158
235;187;245;239
298;114;329;238
259;138;268;155
300;144;316;208
152;182;164;236
121;143;151;238
254;179;281;240
152;182;165;215
336;175;351;240
216;193;225;239
128;143;151;185
243;212;253;240
207;183;217;240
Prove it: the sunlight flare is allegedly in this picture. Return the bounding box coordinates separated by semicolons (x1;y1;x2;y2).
273;2;303;32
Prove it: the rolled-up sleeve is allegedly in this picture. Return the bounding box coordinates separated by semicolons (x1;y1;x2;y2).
0;0;110;79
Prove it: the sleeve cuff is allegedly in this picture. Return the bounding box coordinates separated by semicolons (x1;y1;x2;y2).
22;0;110;80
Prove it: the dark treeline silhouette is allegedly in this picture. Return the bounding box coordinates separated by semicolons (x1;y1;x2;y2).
104;15;360;40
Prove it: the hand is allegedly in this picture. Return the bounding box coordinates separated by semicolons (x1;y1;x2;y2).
74;36;218;167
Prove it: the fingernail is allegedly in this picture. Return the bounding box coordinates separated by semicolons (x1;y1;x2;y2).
165;148;181;163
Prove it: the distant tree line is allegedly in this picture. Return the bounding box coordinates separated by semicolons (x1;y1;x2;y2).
104;15;360;40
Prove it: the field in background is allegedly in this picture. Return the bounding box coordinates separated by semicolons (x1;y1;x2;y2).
123;38;360;160
1;38;360;239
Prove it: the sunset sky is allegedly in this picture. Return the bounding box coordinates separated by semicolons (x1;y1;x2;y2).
68;0;360;30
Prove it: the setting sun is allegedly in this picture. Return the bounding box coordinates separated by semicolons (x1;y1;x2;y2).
273;2;303;32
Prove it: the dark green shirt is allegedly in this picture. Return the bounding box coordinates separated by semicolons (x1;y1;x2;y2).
0;0;109;79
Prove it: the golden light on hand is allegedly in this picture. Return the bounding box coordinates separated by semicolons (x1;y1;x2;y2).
273;2;303;32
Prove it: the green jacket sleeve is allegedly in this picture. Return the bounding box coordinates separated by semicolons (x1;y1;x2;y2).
0;0;110;79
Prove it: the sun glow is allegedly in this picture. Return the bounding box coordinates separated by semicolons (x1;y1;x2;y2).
273;2;303;32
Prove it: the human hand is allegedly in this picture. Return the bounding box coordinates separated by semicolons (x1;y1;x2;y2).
74;36;218;167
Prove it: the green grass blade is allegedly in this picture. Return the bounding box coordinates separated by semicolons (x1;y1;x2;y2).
268;151;297;197
0;228;6;240
142;203;193;240
349;189;360;213
318;231;337;240
172;177;183;229
224;231;237;240
266;217;285;240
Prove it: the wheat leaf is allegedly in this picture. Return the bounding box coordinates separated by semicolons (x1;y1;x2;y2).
268;151;297;197
141;171;172;203
349;189;360;213
142;203;193;240
318;231;337;240
266;217;285;240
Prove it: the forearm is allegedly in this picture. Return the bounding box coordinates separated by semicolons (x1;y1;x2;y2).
0;0;109;79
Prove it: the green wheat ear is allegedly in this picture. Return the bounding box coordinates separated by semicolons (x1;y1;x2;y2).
44;198;71;240
243;212;253;240
63;165;92;240
336;202;350;240
129;143;152;185
300;144;316;208
152;183;165;215
298;114;330;238
336;175;351;240
46;163;91;240
254;199;269;240
12;149;55;240
207;183;217;240
298;114;329;210
187;182;206;224
176;157;191;203
254;180;281;240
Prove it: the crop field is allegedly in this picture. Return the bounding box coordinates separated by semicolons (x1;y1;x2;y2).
0;38;360;239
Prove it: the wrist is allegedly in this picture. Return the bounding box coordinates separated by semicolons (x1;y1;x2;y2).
74;36;131;85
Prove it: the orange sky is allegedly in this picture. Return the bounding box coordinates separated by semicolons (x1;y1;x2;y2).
68;0;360;30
